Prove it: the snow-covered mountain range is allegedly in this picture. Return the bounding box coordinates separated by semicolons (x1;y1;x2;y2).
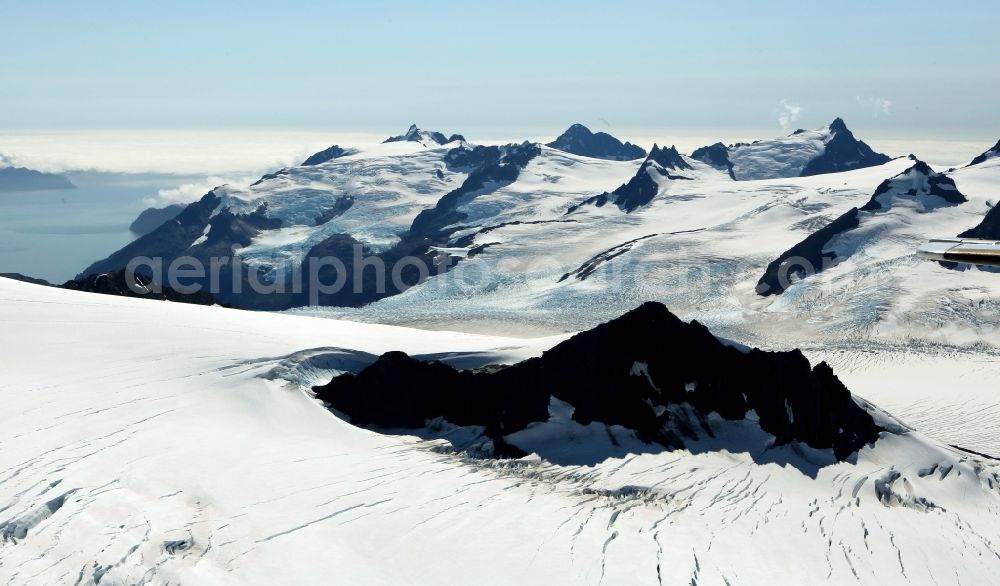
81;120;906;310
10;120;1000;584
699;117;892;180
71;123;1000;457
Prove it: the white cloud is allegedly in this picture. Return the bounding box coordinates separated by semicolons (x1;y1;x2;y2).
145;174;260;207
777;100;802;132
855;96;893;117
0;130;384;175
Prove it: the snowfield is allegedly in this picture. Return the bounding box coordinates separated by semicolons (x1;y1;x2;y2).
2;278;1000;585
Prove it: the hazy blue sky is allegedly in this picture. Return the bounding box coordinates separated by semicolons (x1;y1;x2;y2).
2;0;998;138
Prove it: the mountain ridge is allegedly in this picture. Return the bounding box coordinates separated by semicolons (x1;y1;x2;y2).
546;123;646;161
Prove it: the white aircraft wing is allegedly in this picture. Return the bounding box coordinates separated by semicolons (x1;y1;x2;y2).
917;238;1000;267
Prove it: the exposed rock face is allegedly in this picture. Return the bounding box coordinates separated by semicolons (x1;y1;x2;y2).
644;144;691;171
691;142;735;178
78;140;540;310
80;191;223;279
383;124;464;146
959;204;1000;239
799;118;891;177
409;143;540;237
129;204;186;236
60;269;225;306
545;124;646;161
300;145;349;166
694;118;890;181
756;209;861;296
567;144;691;213
299;142;542;307
79;192;288;307
0;166;75;192
757;159;967;296
968;139;1000;167
861;159;966;211
315;302;883;461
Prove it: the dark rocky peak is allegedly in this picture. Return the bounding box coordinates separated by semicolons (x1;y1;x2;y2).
829;117;849;133
546;123;646;161
203;202;282;248
565;144;692;214
444;141;540;172
755;208;862;297
300;145;352;166
969;139;1000;166
799;118;891;177
250;169;290;187
690;142;735;178
383;124;464;146
959;203;1000;239
645;144;692;171
861;159;967;211
315;302;883;462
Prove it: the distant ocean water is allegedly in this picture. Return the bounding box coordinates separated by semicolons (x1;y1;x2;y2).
0;172;206;283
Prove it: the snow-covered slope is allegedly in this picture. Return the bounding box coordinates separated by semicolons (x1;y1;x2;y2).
80;133;641;308
79;120;888;311
756;158;968;296
968;138;1000;167
2;278;1000;585
566;144;716;213
695;118;891;180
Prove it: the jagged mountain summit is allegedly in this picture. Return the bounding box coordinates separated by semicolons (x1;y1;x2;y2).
566;144;693;212
800;117;892;176
0;165;75;192
694;118;891;180
969;139;1000;166
545;123;647;161
383;124;465;146
315;302;881;461
757;158;968;295
690;142;735;178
